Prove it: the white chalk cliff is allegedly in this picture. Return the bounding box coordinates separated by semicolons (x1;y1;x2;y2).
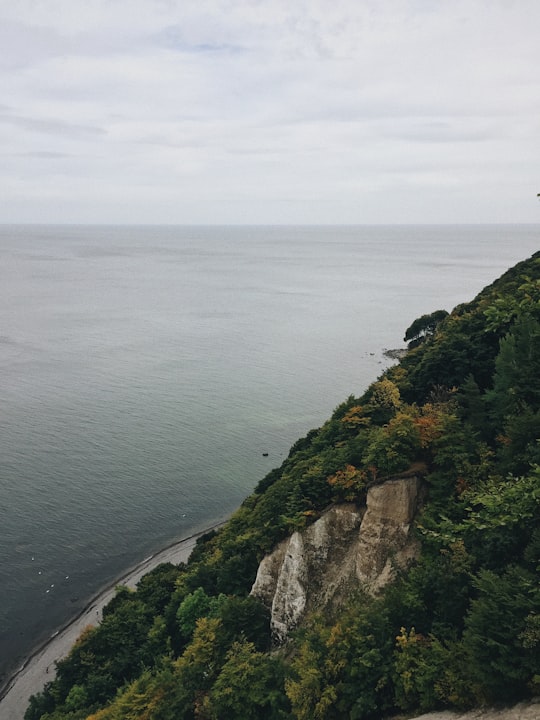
407;700;540;720
251;476;422;642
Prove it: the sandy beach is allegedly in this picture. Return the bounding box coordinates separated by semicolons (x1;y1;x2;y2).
0;523;224;720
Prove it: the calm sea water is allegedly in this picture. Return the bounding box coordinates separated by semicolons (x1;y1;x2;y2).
0;224;538;684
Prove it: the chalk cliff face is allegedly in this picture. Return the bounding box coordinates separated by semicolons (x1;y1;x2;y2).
408;700;540;720
251;476;422;642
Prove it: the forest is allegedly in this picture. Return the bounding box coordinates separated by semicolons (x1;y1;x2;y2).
25;251;540;719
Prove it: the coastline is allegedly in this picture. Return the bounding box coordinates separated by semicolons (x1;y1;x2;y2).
0;521;226;720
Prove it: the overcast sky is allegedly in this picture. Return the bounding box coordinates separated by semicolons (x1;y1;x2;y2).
1;0;539;225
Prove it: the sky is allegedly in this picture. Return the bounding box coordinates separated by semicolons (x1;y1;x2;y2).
1;0;540;225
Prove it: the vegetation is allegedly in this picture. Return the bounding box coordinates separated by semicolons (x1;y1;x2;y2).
403;309;449;349
26;252;540;719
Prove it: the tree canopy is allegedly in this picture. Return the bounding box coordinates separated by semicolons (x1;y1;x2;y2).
403;309;449;348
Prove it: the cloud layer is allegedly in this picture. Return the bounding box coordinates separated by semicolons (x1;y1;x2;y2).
1;0;539;224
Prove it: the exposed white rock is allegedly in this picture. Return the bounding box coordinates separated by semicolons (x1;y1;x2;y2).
251;503;364;642
356;476;421;591
404;699;540;720
270;531;308;642
251;476;422;642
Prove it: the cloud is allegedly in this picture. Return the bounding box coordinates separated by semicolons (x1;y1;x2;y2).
15;150;72;158
156;24;247;56
0;0;540;223
0;21;68;71
0;111;106;139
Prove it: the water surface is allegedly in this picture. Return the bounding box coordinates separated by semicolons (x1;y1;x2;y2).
0;224;538;684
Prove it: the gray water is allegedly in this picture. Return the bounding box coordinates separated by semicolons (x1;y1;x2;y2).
0;224;538;685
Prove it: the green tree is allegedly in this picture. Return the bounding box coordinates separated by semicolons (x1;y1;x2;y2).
489;315;540;423
463;566;540;702
366;378;402;424
362;409;421;476
204;641;289;719
393;628;475;711
393;628;442;712
404;310;448;349
457;374;490;439
176;587;214;642
287;600;394;720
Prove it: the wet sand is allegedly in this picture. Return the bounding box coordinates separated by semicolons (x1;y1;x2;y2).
0;523;224;720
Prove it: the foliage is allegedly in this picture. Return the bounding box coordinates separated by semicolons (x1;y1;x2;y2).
286;599;394;720
327;464;367;502
393;628;476;711
404;309;449;348
203;640;290;719
463;565;540;702
399;253;540;400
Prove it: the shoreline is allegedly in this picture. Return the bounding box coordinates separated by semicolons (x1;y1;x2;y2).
0;520;226;720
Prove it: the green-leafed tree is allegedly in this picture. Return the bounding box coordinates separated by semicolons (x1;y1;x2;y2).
204;640;290;719
463;565;540;702
404;309;449;349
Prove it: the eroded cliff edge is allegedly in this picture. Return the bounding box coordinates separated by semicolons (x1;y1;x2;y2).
407;701;540;720
251;475;422;642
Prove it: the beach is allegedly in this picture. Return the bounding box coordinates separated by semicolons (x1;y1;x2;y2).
0;524;224;720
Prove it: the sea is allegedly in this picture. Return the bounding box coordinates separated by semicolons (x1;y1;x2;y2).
0;224;538;687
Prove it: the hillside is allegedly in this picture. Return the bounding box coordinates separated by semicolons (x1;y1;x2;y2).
25;252;540;720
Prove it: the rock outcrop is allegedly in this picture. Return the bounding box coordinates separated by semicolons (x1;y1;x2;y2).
405;700;540;720
251;476;422;642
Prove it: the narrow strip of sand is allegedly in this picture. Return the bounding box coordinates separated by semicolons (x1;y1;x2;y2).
0;523;224;720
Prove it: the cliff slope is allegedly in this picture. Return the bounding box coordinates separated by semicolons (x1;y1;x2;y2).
251;476;422;641
23;251;540;720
